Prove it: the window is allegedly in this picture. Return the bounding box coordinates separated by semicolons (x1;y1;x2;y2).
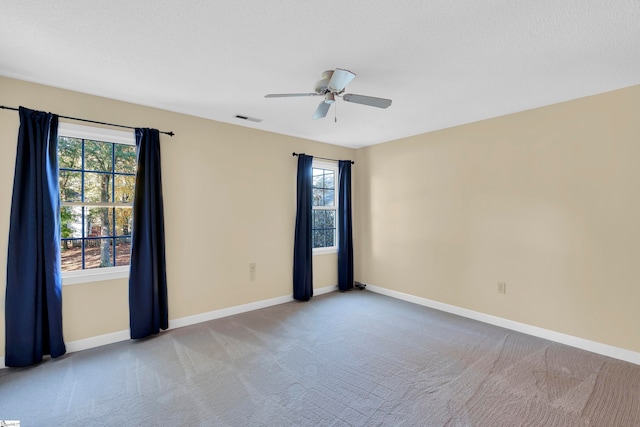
312;160;338;254
57;123;136;284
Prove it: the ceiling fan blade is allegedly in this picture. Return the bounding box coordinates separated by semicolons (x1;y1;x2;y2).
265;93;319;98
327;68;356;93
343;93;392;109
312;101;332;120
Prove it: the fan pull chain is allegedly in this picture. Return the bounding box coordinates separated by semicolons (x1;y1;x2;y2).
335;100;338;123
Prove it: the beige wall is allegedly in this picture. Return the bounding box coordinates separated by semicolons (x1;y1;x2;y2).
2;76;639;360
0;76;354;358
355;85;640;353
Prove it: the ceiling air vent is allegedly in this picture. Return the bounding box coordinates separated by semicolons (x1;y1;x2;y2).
235;114;262;123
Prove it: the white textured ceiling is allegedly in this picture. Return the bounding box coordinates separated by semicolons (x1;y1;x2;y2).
1;1;639;148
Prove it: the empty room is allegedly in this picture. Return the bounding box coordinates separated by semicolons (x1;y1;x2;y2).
1;1;640;426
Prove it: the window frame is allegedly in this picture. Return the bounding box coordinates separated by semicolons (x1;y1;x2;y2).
57;122;136;285
311;159;338;255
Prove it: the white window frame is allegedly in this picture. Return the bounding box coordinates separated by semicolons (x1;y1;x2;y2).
57;122;136;285
312;159;338;255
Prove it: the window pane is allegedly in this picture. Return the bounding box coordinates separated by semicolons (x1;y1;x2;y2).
312;188;323;207
324;171;335;189
85;207;113;237
312;209;336;248
312;167;337;208
324;229;335;247
59;171;82;202
58;137;82;169
115;144;136;173
114;175;135;204
313;210;327;229
115;207;133;236
60;238;83;271
115;237;131;266
324;210;333;228
313;229;325;248
84;140;113;172
312;173;323;188
84;238;114;269
323;189;335;206
84;172;112;203
61;206;82;239
325;210;335;228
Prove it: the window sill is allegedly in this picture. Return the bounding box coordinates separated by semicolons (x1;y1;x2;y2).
62;266;129;285
313;247;337;256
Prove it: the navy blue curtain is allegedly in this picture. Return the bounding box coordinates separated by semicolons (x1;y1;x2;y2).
293;154;313;301
129;128;168;339
338;161;354;291
5;107;66;367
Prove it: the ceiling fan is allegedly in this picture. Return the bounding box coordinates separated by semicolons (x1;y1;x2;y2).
265;68;392;120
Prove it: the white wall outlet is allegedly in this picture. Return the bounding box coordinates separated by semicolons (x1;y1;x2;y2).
249;263;256;281
497;282;506;294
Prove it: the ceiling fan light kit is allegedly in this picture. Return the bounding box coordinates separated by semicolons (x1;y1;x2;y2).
265;68;392;120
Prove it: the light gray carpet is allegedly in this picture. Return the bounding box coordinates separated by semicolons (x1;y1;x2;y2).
1;290;639;426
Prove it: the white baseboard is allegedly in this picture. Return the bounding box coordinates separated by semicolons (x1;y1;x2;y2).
3;284;636;368
169;294;293;329
2;285;338;368
66;329;131;353
365;284;640;366
315;285;338;296
170;285;335;329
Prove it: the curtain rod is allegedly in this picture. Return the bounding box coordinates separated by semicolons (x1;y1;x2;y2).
292;152;354;165
0;105;175;137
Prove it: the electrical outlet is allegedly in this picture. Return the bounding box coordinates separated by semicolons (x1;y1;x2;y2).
497;282;506;294
249;263;256;281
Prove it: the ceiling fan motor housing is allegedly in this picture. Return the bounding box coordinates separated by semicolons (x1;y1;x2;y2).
315;79;328;94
